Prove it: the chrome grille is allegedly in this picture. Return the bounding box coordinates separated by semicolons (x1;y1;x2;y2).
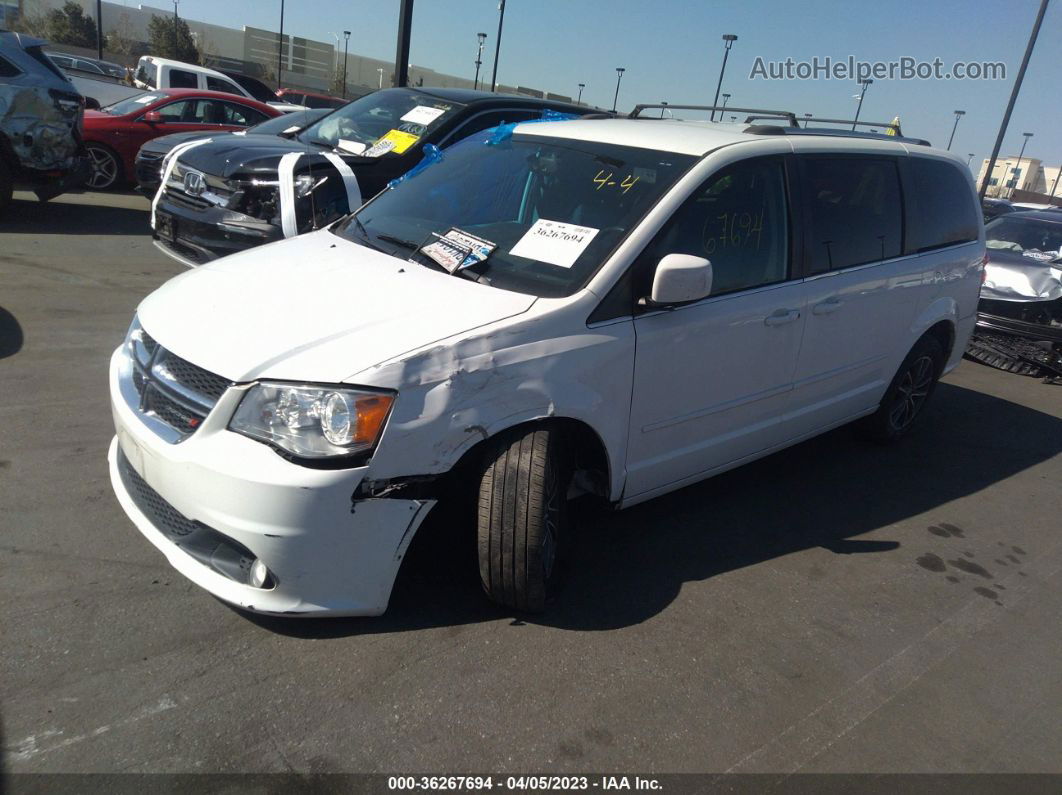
163;186;211;211
126;330;232;442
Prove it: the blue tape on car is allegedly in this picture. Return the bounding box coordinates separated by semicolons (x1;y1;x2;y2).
387;144;444;189
486;109;582;146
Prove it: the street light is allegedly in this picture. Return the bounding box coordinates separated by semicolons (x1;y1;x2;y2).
660;100;668;118
720;92;730;116
490;0;506;92
1012;131;1033;195
804;112;812;128
967;153;975;166
376;67;384;90
577;83;585;104
473;32;487;90
611;67;625;113
277;0;285;87
946;109;966;151
172;0;179;60
852;78;872;130
341;30;350;98
710;34;737;121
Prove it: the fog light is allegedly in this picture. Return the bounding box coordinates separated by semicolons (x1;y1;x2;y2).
249;559;270;588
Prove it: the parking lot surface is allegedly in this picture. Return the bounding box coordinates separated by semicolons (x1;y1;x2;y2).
2;190;1061;774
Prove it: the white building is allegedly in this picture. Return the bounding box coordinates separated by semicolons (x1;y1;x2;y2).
977;156;1062;200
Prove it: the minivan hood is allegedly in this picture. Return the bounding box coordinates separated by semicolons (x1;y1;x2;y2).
136;230;537;383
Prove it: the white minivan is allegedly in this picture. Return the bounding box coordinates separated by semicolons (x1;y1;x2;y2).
108;109;985;616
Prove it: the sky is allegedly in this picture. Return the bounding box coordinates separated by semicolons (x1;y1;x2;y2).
116;0;1061;179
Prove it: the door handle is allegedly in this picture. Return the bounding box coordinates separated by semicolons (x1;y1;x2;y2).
812;297;843;315
764;308;801;327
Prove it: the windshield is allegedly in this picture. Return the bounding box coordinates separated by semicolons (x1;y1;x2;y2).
335;130;695;297
986;216;1062;262
298;88;462;156
103;92;164;115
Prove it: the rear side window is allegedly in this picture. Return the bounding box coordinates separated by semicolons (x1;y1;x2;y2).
136;60;157;87
206;76;241;96
169;68;198;89
801;157;903;272
905;158;980;253
0;55;20;77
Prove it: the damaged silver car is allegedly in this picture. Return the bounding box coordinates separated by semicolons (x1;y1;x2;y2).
966;210;1062;382
0;30;87;213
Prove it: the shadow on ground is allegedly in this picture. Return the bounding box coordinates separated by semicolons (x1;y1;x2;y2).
0;307;23;359
0;193;149;236
240;382;1062;638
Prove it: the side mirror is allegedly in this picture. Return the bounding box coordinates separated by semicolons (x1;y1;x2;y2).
142;110;162;123
84;96;101;110
648;253;713;306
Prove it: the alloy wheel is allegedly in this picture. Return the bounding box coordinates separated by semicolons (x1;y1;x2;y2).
86;146;119;190
888;354;934;432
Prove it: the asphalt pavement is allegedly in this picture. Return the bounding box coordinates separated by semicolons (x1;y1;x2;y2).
2;190;1060;775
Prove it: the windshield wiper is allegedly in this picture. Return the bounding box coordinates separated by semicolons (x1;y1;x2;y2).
376;233;420;252
345;215;383;252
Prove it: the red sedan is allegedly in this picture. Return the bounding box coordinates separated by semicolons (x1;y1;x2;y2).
82;88;282;190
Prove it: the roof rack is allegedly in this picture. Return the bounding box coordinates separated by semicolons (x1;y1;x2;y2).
743;124;932;147
629;104;799;127
802;116;903;135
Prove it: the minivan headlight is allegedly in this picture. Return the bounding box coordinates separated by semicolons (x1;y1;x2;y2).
229;382;394;460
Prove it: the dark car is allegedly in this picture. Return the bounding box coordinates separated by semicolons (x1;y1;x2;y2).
135;107;330;195
0;31;86;213
275;87;348;109
48;51;125;80
981;197;1016;223
150;86;586;265
966;211;1062;379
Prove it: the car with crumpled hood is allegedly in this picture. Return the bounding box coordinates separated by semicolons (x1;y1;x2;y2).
0;30;86;212
966;210;1062;378
134;107;330;195
147;86;585;266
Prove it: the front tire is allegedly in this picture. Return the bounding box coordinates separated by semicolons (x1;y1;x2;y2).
858;335;944;443
85;143;122;190
477;427;570;612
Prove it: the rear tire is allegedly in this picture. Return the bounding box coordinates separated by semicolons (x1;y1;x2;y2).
858;335;945;443
477;426;570;612
85;143;122;190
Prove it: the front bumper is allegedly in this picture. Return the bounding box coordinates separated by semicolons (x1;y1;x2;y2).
153;194;283;265
134;152;164;195
108;347;434;616
975;296;1062;343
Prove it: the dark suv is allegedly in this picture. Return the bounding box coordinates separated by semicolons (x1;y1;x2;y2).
150;86;585;265
0;31;87;213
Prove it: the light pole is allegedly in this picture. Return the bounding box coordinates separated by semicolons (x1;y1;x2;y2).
979;0;1049;201
277;0;285;87
946;109;966;150
95;0;103;60
1051;165;1061;198
1012;131;1033;195
577;83;585;104
660;100;668;118
376;67;384;89
967;153;975;167
490;0;506;92
710;34;737;120
804;112;812;128
611;67;625;113
720;92;730;116
852;78;872;129
341;30;350;97
171;0;178;60
473;32;486;90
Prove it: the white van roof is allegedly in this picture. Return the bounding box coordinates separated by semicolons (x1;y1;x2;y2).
138;55;233;82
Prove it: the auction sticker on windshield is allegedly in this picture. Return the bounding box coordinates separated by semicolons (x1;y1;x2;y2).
401;105;448;126
509;219;599;268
